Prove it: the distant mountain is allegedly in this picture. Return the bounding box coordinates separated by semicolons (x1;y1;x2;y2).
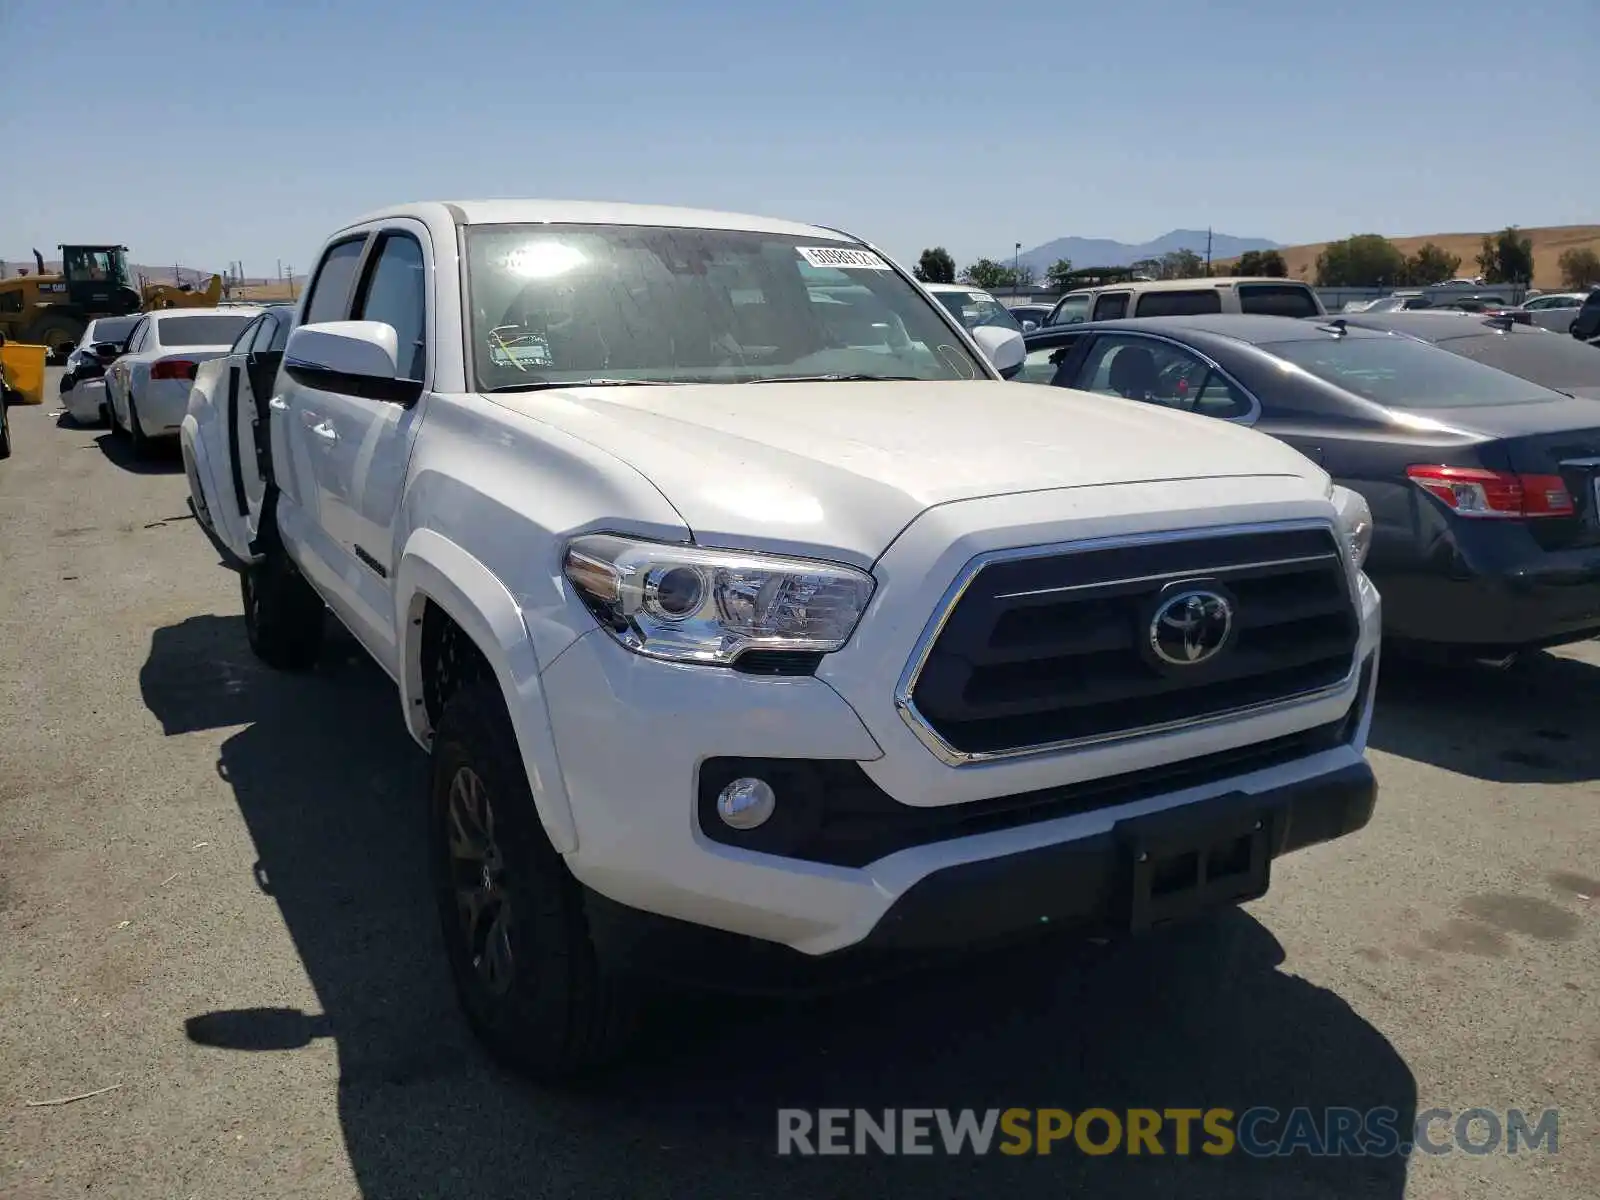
1014;229;1282;274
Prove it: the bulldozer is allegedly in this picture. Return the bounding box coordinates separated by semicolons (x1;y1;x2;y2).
0;245;223;362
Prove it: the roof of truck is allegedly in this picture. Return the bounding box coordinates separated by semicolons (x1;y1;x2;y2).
337;200;858;243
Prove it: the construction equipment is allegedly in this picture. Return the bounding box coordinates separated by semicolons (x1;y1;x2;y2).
0;245;222;362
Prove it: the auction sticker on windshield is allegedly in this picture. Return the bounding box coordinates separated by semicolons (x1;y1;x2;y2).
796;246;891;270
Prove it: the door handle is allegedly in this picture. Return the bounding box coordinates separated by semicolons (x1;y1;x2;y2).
268;396;289;412
310;421;338;443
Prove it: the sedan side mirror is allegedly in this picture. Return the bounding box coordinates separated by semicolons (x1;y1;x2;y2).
283;321;421;405
970;325;1027;380
91;341;122;360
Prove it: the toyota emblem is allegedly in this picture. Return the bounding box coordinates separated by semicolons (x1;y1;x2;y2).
1149;589;1234;666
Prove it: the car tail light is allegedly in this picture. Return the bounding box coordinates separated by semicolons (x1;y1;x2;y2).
1406;465;1574;518
150;358;198;381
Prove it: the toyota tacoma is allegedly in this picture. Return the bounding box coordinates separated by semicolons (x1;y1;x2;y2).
180;200;1382;1079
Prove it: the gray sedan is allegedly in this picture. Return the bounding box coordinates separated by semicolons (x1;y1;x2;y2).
1339;311;1600;400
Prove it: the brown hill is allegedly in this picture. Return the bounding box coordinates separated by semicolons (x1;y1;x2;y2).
1216;225;1600;289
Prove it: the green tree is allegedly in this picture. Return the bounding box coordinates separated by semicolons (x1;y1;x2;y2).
1476;226;1534;284
1044;258;1076;289
1159;249;1205;279
1315;234;1408;287
1013;263;1037;289
1234;249;1288;277
913;246;956;284
1558;247;1600;290
1403;242;1461;286
1131;257;1162;280
960;258;1011;289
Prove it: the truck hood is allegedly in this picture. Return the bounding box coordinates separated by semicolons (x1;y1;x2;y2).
492;380;1325;564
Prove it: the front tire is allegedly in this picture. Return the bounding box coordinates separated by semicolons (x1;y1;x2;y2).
429;679;636;1080
240;549;324;670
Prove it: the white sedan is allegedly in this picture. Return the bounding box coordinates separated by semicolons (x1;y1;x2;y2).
107;307;261;456
59;314;142;425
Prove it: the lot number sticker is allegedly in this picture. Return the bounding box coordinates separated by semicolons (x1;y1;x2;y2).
797;246;891;270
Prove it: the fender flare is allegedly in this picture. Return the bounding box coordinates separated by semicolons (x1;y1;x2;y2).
394;528;578;854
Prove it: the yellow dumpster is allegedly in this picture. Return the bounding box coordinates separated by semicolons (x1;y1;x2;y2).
0;342;49;406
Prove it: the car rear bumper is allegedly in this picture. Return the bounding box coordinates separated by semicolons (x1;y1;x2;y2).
1376;542;1600;650
582;757;1377;995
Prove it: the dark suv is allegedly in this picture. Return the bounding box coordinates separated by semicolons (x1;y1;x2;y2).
1571;288;1600;344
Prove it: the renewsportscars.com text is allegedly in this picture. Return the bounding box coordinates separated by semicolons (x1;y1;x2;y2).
776;1107;1559;1158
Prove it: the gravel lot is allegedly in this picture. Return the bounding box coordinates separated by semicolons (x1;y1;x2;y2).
2;371;1596;1199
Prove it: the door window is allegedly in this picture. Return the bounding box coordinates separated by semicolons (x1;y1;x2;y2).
1238;284;1320;318
1013;336;1082;385
1134;289;1223;317
125;319;149;353
353;232;427;382
302;237;368;325
1092;292;1130;320
229;316;268;355
1073;335;1253;420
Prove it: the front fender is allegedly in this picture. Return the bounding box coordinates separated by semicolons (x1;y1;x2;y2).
395;528;578;854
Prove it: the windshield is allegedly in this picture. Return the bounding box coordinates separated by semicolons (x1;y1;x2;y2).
156;314;254;347
64;247;132;288
1266;334;1558;408
932;290;1023;334
1436;331;1600;391
464;224;983;389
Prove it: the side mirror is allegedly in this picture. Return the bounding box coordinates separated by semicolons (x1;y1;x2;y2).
1021;319;1039;332
971;325;1026;380
283;321;420;405
91;341;121;360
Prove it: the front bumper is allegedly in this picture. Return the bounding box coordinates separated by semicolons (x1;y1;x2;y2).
583;758;1376;994
541;486;1383;967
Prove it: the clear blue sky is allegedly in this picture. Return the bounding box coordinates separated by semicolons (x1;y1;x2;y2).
1;0;1594;275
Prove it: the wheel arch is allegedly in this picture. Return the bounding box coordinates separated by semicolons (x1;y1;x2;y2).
395;528;578;854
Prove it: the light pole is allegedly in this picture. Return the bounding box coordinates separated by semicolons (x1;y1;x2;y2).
1014;242;1022;300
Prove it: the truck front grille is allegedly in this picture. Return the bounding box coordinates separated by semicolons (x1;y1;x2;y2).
903;525;1360;760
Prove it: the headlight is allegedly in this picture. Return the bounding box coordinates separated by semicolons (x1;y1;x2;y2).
1329;483;1373;571
562;534;875;666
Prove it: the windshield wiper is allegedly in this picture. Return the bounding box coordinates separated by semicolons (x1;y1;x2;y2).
747;373;923;384
485;378;678;393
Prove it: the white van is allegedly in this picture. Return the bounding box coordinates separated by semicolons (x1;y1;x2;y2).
1045;276;1325;326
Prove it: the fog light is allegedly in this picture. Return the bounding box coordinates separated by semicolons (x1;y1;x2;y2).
716;777;776;830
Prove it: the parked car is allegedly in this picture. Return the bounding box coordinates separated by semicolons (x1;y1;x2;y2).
1007;302;1055;331
1338;312;1600;399
1570;288;1600;344
106;307;261;457
180;305;295;548
922;282;1024;334
1044;276;1325;326
182;199;1379;1080
1519;291;1588;333
1018;314;1600;661
59;315;141;425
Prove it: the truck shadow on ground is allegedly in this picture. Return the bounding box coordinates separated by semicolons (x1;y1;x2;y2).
1370;646;1600;783
91;429;183;475
142;613;1416;1200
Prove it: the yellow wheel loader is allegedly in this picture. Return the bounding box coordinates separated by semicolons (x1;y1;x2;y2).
0;245;222;363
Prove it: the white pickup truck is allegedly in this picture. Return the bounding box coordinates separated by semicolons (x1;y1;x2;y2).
181;200;1382;1079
